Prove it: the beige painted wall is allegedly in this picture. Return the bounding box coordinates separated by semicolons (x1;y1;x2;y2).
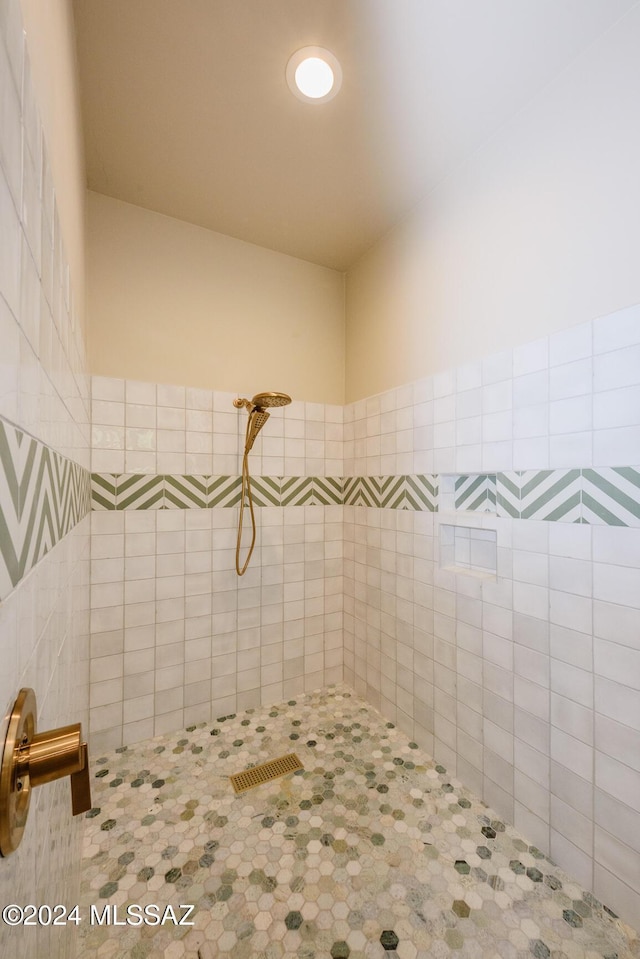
87;192;345;404
345;4;640;402
20;0;86;322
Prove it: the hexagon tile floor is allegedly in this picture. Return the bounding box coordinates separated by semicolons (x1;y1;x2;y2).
78;686;639;959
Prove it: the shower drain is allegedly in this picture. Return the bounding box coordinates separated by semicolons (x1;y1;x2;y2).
229;753;304;794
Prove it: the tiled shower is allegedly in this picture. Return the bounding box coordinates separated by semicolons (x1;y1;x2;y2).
1;0;640;955
83;303;640;929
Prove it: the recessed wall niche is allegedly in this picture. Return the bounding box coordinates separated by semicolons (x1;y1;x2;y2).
439;524;497;579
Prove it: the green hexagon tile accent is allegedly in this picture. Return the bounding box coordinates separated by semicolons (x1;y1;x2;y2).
78;686;638;959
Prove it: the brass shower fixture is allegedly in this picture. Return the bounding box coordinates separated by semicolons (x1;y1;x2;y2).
233;391;292;412
233;391;292;575
0;688;91;856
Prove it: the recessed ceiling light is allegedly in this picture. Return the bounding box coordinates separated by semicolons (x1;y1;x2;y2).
286;46;342;104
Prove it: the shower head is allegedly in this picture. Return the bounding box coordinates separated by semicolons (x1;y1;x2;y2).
233;390;292;451
233;391;292;413
251;391;292;410
245;409;270;452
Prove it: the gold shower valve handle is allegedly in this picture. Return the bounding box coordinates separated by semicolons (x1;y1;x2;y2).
27;724;83;785
0;688;92;857
71;742;92;816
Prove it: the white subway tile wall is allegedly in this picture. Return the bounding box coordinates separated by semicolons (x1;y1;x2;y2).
0;4;90;958
90;387;345;751
92;381;345;479
342;305;640;930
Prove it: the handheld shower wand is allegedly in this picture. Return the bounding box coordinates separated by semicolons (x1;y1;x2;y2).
233;392;291;575
245;409;270;451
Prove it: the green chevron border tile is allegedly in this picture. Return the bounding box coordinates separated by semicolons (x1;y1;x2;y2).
407;474;438;511
50;452;69;533
0;424;23;594
164;475;209;509
28;447;57;571
345;477;379;507
281;477;314;506
117;475;164;510
209;475;242;507
519;469;581;523
0;421;21;516
582;467;640;526
342;476;360;506
455;474;497;512
248;476;281;507
313;476;344;505
281;476;342;507
376;475;405;508
91;473;118;510
84;469;640;530
496;472;521;518
0;420;90;601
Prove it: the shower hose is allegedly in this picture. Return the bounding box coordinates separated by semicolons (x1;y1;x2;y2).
235;414;257;576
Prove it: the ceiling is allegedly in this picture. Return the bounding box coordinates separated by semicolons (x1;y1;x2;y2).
72;0;634;271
